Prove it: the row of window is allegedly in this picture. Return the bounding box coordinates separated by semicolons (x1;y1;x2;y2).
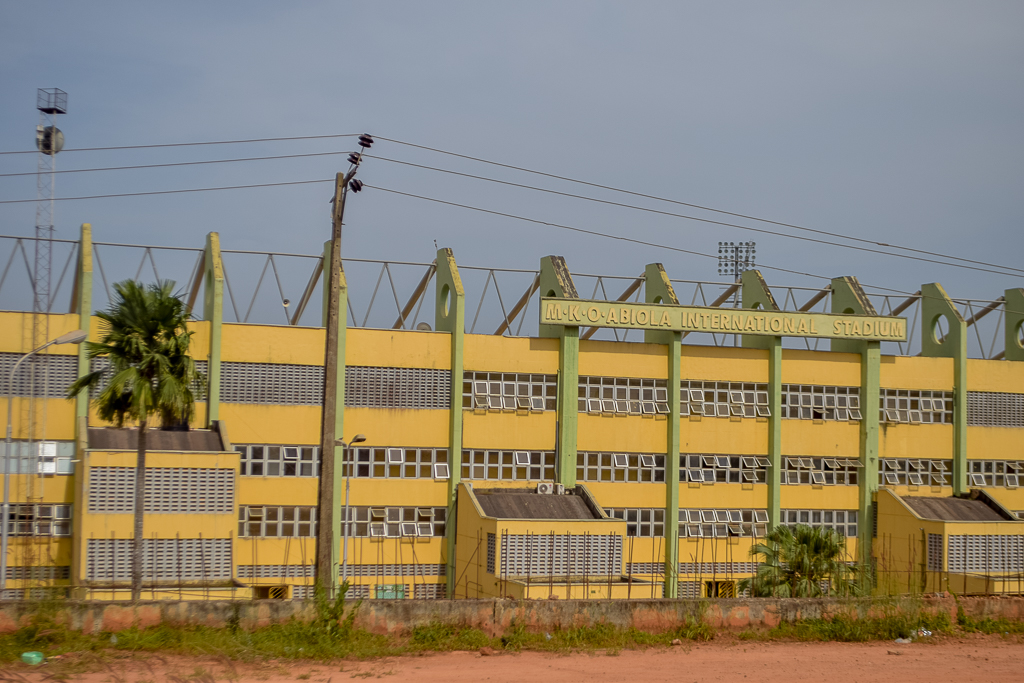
463;371;557;412
237;445;320;477
577;452;667;483
780;509;858;537
347;448;450;480
681;381;770;419
779;384;862;421
879;459;953;487
683;454;771;484
239;506;317;538
782;457;863;486
578;376;670;416
967;461;1024;489
5;505;71;537
342;506;447;538
880;389;954;424
461;450;556;482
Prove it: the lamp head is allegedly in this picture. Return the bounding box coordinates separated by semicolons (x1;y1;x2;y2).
54;330;88;345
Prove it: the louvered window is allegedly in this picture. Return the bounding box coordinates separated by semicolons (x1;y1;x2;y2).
464;371;556;411
345;366;451;409
414;583;446;599
878;459;953;487
678;509;769;539
579;375;668;416
968;391;1024;428
85;538;231;581
5;566;70;580
928;534;943;571
221;362;323;404
344;564;446;577
879;388;954;424
0;353;78;397
88;467;234;513
343;506;446;539
578;452;666;483
681;453;771;485
236;564;314;578
496;533;622;577
682;380;770;419
782;456;862;486
947;535;1024;573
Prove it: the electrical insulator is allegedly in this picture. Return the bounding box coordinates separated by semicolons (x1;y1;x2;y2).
349;179;364;193
358;134;374;148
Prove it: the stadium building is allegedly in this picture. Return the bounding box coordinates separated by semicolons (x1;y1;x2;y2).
1;224;1023;601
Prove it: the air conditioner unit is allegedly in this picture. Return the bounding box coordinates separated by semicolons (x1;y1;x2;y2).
536;483;554;495
554;484;565;495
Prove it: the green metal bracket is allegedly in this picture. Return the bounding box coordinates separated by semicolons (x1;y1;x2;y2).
830;276;880;569
202;233;224;426
740;270;782;530
1004;288;1024;362
539;256;579;487
644;263;680;598
435;248;465;599
919;283;967;495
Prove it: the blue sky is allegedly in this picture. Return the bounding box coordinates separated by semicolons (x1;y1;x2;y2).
1;2;1022;328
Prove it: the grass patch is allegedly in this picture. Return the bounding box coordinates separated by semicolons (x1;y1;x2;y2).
957;605;1024;635
763;610;952;642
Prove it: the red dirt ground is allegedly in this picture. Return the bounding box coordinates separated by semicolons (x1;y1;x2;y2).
9;635;1024;683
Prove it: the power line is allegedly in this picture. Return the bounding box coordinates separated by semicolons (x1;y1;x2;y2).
0;150;351;178
0;133;359;156
365;154;1023;278
376;136;1024;277
0;178;333;204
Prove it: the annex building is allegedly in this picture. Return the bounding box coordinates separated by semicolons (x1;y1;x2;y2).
1;224;1023;601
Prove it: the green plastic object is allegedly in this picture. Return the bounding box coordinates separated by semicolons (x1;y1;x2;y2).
21;651;44;665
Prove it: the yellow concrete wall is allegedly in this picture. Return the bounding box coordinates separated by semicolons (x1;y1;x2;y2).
880;355;953;390
0;312;82;353
879;424;953;459
579;340;667;378
782;349;861;386
681;417;767;454
681;346;768;382
966;358;1024;394
465;335;558;373
464;412;556;450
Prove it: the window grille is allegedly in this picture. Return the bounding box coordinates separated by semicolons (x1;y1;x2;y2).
86;538;231;581
89;358;208;399
464;371;556;411
968;391;1024;428
679;581;701;598
964;460;1024;488
681;380;770;419
679;562;760;574
343;506;446;538
927;534;943;571
497;533;622;577
88;467;234;513
578;376;668;416
2;441;75;474
681;454;769;484
221;362;323;405
345;584;371;599
780;384;861;421
879;389;954;424
0;353;79;397
346;447;448;479
239;506;317;537
236;444;319;477
414;583;446;599
5;504;71;536
578;452;666;483
346;365;451;409
5;565;70;580
947;535;1024;573
462;450;555;481
625;562;663;574
780;509;858;537
678;509;769;538
487;533;496;574
604;508;665;537
236;564;315;578
782;457;862;486
877;459;953;487
343;564;446;577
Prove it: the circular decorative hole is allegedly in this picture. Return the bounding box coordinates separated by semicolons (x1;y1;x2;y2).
653;296;663;305
932;314;948;344
1016;320;1024;350
440;284;451;317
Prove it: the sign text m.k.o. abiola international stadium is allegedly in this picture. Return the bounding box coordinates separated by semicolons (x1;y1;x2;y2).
540;298;907;342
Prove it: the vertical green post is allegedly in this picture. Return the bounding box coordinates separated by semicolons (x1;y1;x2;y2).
919;283;968;495
740;271;783;529
73;224;93;428
539;256;580;486
644;263;680;598
202;232;224;426
1004;288;1024;362
830;276;881;570
434;248;465;598
321;239;349;585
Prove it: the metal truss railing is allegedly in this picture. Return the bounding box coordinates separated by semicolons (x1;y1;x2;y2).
0;233;1014;359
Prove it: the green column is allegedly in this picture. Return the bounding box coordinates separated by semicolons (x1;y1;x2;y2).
434;248;465;598
539;256;580;486
73;224;93;428
740;270;783;529
919;283;968;495
1004;288;1024;362
202;232;224;426
644;263;681;598
830;276;881;569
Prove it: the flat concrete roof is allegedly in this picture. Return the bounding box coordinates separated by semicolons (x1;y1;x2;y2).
902;496;1010;522
88;427;224;452
474;488;598;520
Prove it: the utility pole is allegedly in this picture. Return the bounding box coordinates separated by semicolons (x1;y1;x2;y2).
316;135;371;597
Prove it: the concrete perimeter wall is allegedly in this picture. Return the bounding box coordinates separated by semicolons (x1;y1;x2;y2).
1;596;1023;636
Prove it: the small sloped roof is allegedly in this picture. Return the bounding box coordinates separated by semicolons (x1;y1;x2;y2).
474;488;597;520
88;427;224;452
902;496;1010;522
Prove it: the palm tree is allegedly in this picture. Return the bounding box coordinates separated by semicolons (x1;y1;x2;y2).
739;524;858;598
67;280;200;601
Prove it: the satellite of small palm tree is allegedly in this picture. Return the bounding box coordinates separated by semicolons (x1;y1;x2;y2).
67;280;202;600
739;524;859;598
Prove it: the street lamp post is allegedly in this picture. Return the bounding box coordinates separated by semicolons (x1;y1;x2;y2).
335;434;366;587
2;329;88;590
